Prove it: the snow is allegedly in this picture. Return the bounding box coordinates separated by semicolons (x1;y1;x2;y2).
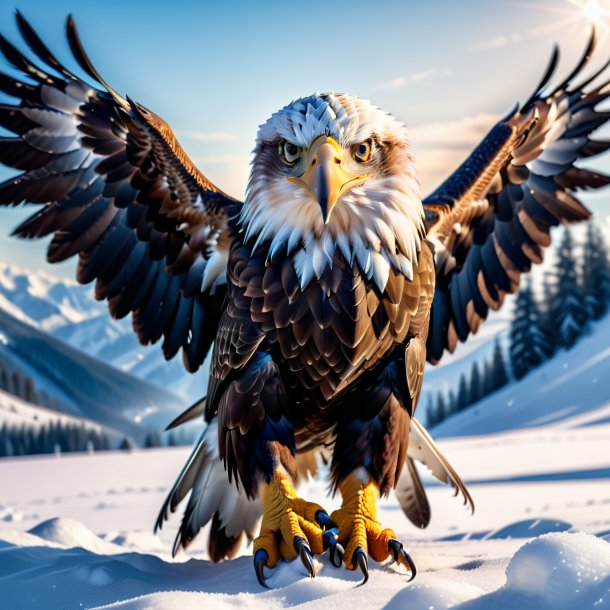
502;533;610;609
28;518;124;554
0;387;106;430
1;399;610;610
1;315;610;609
433;313;610;437
1;268;610;608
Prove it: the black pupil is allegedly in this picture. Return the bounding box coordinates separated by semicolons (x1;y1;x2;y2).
358;144;368;157
286;144;298;157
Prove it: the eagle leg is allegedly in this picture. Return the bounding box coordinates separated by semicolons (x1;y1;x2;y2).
252;467;332;587
329;468;416;582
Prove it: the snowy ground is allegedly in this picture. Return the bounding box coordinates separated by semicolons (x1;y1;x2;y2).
1;401;610;609
2;314;610;608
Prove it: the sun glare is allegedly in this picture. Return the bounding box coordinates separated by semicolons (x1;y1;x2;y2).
565;0;610;27
513;0;610;41
583;0;604;24
552;0;610;36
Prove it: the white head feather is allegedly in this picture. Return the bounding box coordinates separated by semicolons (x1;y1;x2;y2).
239;93;425;292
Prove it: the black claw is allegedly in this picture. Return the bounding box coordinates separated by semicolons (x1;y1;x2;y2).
388;538;417;581
331;542;345;568
315;510;331;527
352;546;369;586
323;528;344;567
254;548;270;589
294;536;315;578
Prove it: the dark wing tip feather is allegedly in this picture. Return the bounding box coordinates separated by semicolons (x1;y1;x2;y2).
522;44;560;109
553;25;596;95
14;10;73;79
65;14;128;108
573;52;610;93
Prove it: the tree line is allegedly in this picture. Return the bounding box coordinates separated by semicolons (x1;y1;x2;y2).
0;420;111;457
0;421;193;458
0;358;66;412
427;222;610;428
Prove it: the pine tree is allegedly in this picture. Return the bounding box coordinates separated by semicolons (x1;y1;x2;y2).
0;367;8;391
99;432;111;451
23;378;37;405
469;362;482;404
491;338;509;390
437;392;447;423
0;433;13;457
552;227;589;348
510;277;552;380
482;358;494;396
144;431;161;448
0;424;13;457
457;373;469;411
582;221;610;320
426;395;437;427
539;273;557;356
119;437;134;451
448;390;457;415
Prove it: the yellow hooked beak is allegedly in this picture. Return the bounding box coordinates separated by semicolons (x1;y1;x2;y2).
287;136;369;223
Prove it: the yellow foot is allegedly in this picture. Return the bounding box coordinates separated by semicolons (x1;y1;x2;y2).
253;469;338;588
330;471;416;584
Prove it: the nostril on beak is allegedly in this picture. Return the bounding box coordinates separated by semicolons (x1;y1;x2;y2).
311;158;317;166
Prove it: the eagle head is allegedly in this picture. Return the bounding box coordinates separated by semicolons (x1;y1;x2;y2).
239;93;425;290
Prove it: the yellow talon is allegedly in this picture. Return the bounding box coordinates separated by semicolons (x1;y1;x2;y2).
330;470;416;579
252;468;328;586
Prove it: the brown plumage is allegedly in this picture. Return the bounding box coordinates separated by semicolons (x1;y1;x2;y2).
0;14;608;570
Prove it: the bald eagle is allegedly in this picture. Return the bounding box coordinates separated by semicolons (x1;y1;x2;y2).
1;12;608;586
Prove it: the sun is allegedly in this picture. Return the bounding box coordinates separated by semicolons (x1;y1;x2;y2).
564;0;610;26
512;0;610;41
582;0;604;24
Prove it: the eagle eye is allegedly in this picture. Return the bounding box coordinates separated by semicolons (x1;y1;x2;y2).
279;140;301;165
353;140;372;163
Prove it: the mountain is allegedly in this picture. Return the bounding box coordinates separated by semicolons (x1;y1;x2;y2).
0;386;107;431
0;262;208;402
0;307;183;442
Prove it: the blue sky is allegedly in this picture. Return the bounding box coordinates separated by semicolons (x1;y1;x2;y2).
1;0;610;277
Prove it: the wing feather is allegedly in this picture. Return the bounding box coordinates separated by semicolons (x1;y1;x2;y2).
425;29;610;362
0;13;244;371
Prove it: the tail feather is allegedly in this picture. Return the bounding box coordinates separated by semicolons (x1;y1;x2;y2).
393;456;431;528
155;419;261;560
165;396;206;431
154;429;209;529
208;512;242;562
406;417;474;514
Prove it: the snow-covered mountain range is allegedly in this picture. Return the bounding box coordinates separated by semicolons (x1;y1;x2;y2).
0;262;208;404
0;306;184;441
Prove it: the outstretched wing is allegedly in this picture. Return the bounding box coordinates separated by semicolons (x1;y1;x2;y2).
424;30;610;363
0;12;242;372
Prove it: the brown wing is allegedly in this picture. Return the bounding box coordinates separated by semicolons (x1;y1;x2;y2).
0;13;242;371
424;30;610;363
